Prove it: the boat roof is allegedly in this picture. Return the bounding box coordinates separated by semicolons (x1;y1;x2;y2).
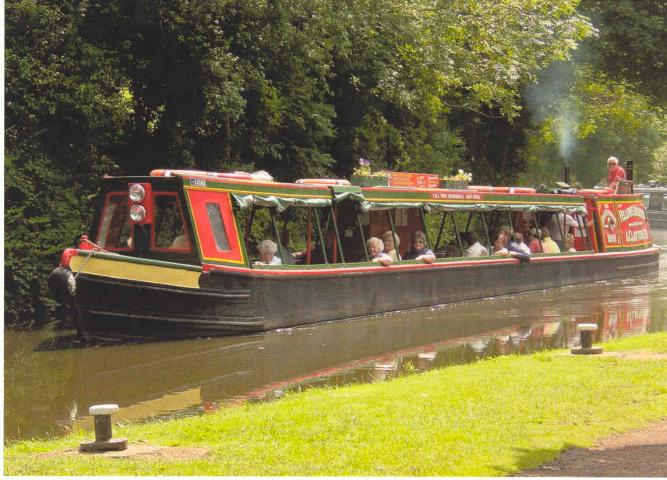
105;171;645;213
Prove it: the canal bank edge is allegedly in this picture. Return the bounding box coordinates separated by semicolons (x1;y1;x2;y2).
5;332;667;476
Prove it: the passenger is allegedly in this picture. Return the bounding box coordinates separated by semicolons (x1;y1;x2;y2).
367;237;392;266
563;233;577;252
493;233;509;255
547;212;578;249
527;228;544;253
514;232;531;255
541;227;561;253
463;231;489;257
256;239;282;266
499;225;514;241
494;232;531;262
382;231;400;262
406;231;436;264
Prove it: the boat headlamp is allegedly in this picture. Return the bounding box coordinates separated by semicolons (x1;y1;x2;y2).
130;204;147;222
129;184;146;202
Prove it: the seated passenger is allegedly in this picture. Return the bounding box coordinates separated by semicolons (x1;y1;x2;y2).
541;227;561;253
382;231;400;262
527;228;545;253
367;237;392;266
514;232;531;255
255;239;282;266
563;233;577;252
463;231;489;257
493;233;509;255
494;232;530;262
406;231;435;264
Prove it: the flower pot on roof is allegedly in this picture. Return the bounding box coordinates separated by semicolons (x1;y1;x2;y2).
440;169;472;189
350;158;389;187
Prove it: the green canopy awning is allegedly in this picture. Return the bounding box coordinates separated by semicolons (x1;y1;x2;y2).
232;194;331;212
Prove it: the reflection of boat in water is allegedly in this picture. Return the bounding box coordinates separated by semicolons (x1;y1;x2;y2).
48;169;658;338
7;270;661;440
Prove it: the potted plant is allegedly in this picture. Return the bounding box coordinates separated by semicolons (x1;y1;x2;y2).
440;169;472;189
350;158;389;187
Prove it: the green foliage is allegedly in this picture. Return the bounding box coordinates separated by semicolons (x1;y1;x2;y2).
579;0;667;104
520;64;666;187
5;0;129;326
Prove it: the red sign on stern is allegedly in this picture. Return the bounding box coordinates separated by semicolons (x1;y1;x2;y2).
616;201;651;247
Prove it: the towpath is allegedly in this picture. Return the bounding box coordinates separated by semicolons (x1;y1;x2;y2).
517;418;667;477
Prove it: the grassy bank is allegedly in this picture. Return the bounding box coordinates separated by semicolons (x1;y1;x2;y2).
6;332;667;476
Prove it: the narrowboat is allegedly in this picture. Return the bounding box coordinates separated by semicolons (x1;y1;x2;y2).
48;169;659;338
635;184;667;229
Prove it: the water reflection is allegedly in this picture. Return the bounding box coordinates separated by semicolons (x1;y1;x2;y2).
5;244;667;441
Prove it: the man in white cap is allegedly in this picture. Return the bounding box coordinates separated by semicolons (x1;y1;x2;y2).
607;156;626;190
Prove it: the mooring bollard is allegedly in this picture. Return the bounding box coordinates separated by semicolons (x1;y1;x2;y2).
79;404;128;452
571;323;603;355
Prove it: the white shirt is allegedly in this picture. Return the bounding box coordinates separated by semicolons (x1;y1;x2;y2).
516;242;531;255
465;242;489;257
548;213;578;242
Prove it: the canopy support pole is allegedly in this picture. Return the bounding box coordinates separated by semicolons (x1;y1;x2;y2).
535;214;544;252
387;210;402;260
357;209;369;262
435;211;447;251
330;205;345;263
270;209;283;266
420;208;432;248
306;209;312;264
451;212;464;256
464;211;473;234
479;212;491;253
313;208;328;264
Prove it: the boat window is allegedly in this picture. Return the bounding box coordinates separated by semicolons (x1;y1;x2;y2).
153;194;191;251
207;203;231;252
96;192;132;250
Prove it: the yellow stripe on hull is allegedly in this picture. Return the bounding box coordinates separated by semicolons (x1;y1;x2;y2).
69;256;201;289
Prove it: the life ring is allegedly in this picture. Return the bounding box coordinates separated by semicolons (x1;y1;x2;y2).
150;169;253;180
577;188;614;195
295;178;351;186
508;187;536;194
492;186;511;193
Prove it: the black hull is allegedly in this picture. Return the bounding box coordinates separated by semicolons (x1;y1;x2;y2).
68;249;660;338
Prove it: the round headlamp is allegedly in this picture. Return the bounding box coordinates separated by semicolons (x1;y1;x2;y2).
130;204;146;222
129;184;146;202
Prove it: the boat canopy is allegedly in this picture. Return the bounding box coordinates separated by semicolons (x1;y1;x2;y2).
232;193;331;212
230;183;587;214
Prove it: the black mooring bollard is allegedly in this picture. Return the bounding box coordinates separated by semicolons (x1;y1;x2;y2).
571;323;603;355
79;404;128;452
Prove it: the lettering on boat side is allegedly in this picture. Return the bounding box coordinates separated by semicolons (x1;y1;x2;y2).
617;201;651;245
189;177;206;187
430;192;481;201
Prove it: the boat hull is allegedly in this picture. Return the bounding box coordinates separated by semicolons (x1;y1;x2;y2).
67;248;660;338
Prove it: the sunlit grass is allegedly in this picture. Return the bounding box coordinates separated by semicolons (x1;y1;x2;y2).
5;332;667;476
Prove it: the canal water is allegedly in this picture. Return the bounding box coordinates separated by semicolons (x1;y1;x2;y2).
5;231;667;441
